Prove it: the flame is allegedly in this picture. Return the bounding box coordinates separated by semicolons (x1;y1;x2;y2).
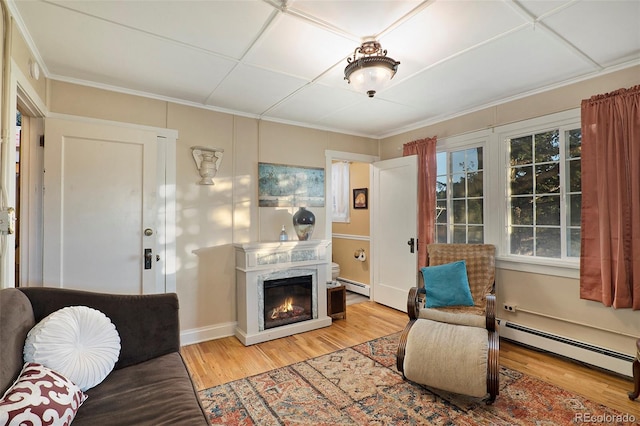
271;297;293;319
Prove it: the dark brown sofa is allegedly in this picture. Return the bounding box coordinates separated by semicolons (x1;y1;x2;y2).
0;287;209;425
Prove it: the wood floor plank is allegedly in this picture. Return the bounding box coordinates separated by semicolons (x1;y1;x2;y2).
181;301;639;418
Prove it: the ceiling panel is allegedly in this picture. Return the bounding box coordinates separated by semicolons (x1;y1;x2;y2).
207;64;308;115
16;0;237;102
43;0;275;59
382;0;527;80
380;26;595;120
317;98;425;136
288;0;422;38
266;83;364;125
241;13;356;80
541;0;640;66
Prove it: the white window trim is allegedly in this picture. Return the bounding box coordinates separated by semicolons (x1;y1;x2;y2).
494;108;581;276
437;130;491;244
436;109;581;278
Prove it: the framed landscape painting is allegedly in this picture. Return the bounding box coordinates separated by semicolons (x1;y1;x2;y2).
258;162;325;207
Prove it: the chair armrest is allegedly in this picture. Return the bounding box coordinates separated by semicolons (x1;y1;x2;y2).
19;287;180;370
485;293;496;332
407;287;425;319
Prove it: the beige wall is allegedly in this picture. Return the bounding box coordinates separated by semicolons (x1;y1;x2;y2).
332;162;370;284
43;81;377;335
380;65;640;356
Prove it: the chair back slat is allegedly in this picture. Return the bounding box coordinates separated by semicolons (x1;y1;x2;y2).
427;244;496;310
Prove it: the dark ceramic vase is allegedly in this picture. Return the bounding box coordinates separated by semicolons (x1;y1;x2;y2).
292;207;315;240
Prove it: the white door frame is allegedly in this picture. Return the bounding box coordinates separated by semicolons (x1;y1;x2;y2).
324;150;379;295
0;60;49;288
45;113;178;294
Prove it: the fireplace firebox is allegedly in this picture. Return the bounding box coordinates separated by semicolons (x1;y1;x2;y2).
263;275;313;330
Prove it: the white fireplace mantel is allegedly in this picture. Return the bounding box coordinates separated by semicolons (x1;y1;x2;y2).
234;240;332;345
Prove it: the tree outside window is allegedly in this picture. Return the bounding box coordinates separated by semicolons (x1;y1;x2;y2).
507;128;581;258
435;147;484;244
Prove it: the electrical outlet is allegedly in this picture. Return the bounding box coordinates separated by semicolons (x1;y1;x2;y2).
503;303;517;312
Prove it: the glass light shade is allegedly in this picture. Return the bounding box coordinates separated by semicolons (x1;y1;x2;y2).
349;65;395;98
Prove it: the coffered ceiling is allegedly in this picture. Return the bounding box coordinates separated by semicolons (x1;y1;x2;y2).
8;0;640;138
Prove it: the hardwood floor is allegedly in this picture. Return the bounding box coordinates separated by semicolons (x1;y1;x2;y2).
181;301;640;418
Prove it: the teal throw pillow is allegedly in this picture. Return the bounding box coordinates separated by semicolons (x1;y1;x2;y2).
421;260;474;308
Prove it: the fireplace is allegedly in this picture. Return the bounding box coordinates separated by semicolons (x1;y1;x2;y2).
263;275;313;330
235;240;332;345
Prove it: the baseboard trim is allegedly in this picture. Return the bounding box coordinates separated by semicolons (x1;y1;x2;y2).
337;277;370;296
498;319;634;377
180;321;237;346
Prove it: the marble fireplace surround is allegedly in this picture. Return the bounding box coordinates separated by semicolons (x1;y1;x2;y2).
234;240;332;346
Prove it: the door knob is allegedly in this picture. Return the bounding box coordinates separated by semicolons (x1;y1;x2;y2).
407;238;415;253
144;228;154;236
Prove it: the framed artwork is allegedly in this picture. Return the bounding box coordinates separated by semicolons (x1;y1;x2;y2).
258;162;325;207
353;188;368;209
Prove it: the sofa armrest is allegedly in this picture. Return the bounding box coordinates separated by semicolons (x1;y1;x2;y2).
19;287;180;370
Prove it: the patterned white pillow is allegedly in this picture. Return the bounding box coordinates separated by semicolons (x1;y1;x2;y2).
0;362;87;425
24;306;121;391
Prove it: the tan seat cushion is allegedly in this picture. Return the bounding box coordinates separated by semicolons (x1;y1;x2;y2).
403;319;488;398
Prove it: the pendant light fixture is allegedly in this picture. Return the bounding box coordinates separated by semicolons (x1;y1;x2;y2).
344;39;400;98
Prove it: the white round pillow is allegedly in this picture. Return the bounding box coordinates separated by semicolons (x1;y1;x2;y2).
23;306;121;391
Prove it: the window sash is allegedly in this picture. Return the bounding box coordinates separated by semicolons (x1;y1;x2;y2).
505;125;581;260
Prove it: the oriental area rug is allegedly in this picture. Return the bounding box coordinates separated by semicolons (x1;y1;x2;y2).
199;333;629;425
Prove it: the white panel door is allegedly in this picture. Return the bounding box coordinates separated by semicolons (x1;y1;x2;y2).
43;118;158;294
372;155;418;312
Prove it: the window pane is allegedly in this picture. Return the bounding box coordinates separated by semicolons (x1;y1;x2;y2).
510;136;532;166
568;158;581;192
535;130;560;162
436;152;447;175
473;147;483;170
567;129;581;159
510;166;533;195
436;225;447;243
536;195;560;226
452;174;465;198
468;226;484;243
468;171;483;197
511;196;533;225
467;199;483;224
453;226;467;243
535;162;560;194
452;150;466;173
568;228;581;257
436;201;447;224
453;199;466;224
511;227;533;255
536;227;561;258
436;177;447;199
568;194;581;227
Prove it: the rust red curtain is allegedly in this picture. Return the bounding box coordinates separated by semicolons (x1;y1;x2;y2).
580;85;640;310
403;136;437;268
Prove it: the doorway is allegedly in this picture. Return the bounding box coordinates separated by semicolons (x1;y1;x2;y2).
325;151;379;298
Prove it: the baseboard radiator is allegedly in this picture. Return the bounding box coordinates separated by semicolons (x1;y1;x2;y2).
498;319;634;377
336;277;370;297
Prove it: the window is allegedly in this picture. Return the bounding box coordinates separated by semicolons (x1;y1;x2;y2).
507;127;581;259
331;161;350;223
435;146;484;244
